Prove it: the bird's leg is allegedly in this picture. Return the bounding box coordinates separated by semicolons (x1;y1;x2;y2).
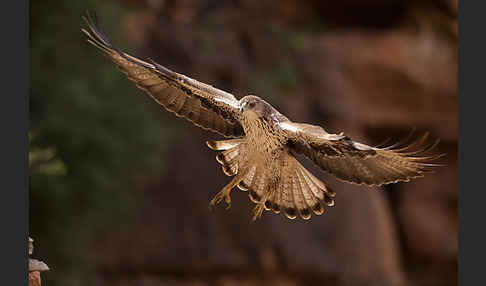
251;189;272;221
209;175;242;210
252;204;265;221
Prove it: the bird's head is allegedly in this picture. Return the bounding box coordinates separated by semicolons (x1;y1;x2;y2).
239;95;268;118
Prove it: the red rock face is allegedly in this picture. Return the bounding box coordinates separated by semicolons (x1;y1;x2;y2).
95;1;457;285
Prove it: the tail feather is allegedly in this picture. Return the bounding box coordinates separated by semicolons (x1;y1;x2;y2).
249;167;268;204
267;184;281;214
292;169;312;220
299;167;324;200
295;168;323;216
237;165;257;191
265;187;277;211
298;168;326;214
270;178;283;214
281;170;297;220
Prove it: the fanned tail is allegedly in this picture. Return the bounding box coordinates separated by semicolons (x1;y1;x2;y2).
270;154;334;220
256;153;335;220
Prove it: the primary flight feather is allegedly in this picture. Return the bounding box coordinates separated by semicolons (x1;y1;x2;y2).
82;12;443;221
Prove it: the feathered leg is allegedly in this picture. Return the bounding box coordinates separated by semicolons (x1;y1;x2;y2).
251;181;275;221
209;172;245;210
207;138;248;210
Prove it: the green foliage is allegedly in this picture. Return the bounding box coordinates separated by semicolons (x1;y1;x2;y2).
30;1;168;285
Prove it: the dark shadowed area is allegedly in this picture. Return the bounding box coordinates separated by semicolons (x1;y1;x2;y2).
30;0;457;286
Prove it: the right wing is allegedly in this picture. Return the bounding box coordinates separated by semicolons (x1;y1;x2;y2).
82;11;244;138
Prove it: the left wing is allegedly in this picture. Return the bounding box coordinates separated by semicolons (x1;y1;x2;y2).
281;121;443;186
82;11;244;138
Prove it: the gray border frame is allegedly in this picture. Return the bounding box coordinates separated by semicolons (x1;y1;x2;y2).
458;1;481;285
0;0;29;285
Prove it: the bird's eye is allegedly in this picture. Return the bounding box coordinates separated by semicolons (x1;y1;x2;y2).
248;102;256;108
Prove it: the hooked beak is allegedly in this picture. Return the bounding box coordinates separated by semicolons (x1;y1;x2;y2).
240;103;246;113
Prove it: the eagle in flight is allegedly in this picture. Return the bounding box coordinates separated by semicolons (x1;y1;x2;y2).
82;12;443;221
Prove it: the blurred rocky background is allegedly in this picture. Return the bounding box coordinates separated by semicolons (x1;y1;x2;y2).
30;0;457;285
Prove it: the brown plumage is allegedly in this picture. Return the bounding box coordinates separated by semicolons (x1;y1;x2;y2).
82;12;444;221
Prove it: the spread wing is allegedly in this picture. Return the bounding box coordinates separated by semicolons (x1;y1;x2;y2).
81;12;244;138
281;122;443;186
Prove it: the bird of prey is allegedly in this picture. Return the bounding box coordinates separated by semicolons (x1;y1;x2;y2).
82;12;443;221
